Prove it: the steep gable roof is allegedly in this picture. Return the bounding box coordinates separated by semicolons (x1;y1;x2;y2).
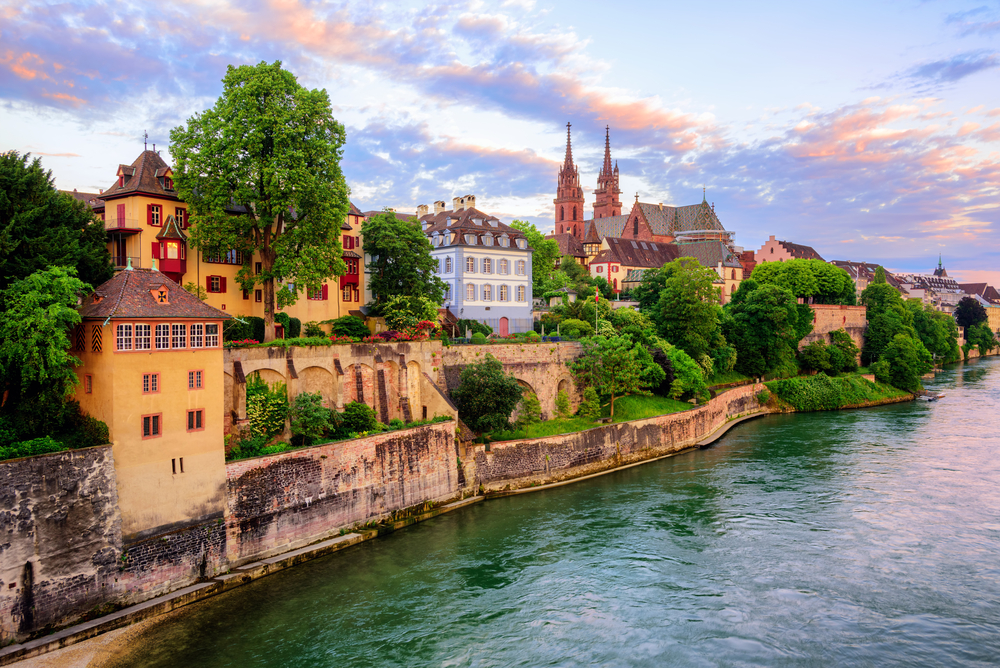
676;240;742;269
777;240;824;261
101;150;179;201
79;269;230;321
587;214;630;239
595;237;680;268
546;232;586;258
959;283;1000;303
635;200;725;237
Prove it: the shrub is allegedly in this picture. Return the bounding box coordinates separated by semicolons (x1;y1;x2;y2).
525;331;540;341
471;332;487;345
516;391;542;427
560;318;594;339
223;318;252;342
227;434;291;461
388;418;406;430
457;319;492;337
577;387;600;418
289;392;332;446
555;390;572;418
756;388;771;406
829;329;860;372
450;353;523;433
248;316;266;343
340;401;380;435
0;436;65;461
766;374;906;411
799;341;832;373
303;321;326;338
329;315;370;339
246;374;289;438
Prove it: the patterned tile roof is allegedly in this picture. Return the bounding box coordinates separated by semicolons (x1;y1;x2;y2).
829;260;906;291
676;240;742;269
635;201;725;237
622;268;646;284
79;269;230;321
101;150;179;201
363;210;414;222
593;237;680;268
586;215;630;239
546;232;586;257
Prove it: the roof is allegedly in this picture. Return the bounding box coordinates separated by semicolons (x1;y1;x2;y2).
634;200;725;237
421;207;530;249
586;214;630;239
958;283;1000;303
829;260;906;291
546;232;585;257
79;269;231;321
896;273;961;293
101;150;179;201
777;240;825;261
60;189;104;209
593;237;680;269
155;213;187;241
364;210;413;222
676;240;743;269
583;222;602;244
622;269;646;284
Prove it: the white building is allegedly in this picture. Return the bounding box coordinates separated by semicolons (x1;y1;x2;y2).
418;196;533;335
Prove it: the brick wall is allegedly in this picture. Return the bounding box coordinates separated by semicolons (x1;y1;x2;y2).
798;304;867;353
224;421;459;563
464;384;765;491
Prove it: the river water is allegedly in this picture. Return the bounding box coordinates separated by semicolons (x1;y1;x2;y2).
111;358;1000;667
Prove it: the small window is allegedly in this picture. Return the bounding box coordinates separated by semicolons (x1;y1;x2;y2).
630;241;638;249
175;207;186;227
75;325;86;352
243;289;250;300
483;284;492;301
597;266;603;273
92;325;103;352
208;276;222;293
188;370;203;390
149;205;161;227
445;257;452;273
143;373;159;393
499;259;508;275
342;285;352;302
84;374;93;394
500;285;509;302
517;260;526;275
255;289;262;302
467;284;475;300
483;258;492;274
255;262;262;275
205;323;219;347
142;413;161;439
466;257;475;273
171;324;187;348
116;324;133;351
640;242;648;249
517;286;525;302
187;409;204;432
445;285;452;301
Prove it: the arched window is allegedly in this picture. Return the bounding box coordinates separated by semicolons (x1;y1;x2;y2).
731;269;735;279
560;207;565;221
467;284;475;300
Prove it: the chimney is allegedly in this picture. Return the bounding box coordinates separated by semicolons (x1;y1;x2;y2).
658;203;663;210
416;204;429;218
464;194;476;210
453;196;463;211
434;200;446;214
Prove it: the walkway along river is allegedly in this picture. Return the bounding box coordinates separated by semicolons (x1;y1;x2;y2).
105;358;1000;667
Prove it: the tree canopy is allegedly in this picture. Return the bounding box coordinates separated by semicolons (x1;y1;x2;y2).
570;334;662;417
0;151;113;291
451;354;523;433
362;211;445;312
652;258;724;361
510;220;558;293
749;259;856;305
954;296;987;329
170;61;350;340
722;280;808;377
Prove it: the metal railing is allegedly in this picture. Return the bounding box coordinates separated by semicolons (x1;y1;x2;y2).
105;217;142;230
112;255;141;269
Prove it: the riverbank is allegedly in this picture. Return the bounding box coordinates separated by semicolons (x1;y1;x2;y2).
1;377;918;666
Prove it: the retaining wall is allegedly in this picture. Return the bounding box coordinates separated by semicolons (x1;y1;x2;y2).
798;304;867;353
463;383;765;491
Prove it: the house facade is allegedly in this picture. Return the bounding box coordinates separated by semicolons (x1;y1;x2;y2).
417;197;533;335
88;149;365;329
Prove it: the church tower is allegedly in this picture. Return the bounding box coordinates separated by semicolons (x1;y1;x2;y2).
593;126;621;219
554;122;585;238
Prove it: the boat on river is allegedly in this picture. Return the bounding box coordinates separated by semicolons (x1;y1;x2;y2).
919;393;945;401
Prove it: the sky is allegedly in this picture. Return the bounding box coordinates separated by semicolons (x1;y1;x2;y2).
1;0;998;283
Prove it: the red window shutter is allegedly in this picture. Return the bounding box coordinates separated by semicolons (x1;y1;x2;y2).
147;204;153;226
321;284;328;300
116;203;125;225
220;277;227;293
206;276;213;293
152;242;160;258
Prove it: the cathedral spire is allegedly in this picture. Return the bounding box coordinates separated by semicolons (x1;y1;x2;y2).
602;126;613;176
594;126;622;220
564;122;574;168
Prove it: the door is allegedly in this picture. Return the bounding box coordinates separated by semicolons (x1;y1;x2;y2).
499;317;509;336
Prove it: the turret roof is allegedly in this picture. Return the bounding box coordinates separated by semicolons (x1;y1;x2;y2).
101;150;178;201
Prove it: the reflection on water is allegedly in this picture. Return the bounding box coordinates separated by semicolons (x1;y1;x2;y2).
111;359;1000;668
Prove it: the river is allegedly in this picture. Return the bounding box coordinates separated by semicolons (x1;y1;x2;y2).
108;358;1000;667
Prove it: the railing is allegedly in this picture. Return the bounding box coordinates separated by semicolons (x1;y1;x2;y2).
112;255;141;269
105;217;142;230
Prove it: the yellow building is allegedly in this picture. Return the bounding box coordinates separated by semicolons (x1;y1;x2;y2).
74;266;230;540
95;149;365;332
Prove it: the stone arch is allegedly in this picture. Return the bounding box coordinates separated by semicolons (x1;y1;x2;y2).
344;363;375;406
298;365;335;407
253;368;286;387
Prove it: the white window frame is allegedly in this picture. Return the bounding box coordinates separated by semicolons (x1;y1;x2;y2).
500;285;509;302
466;283;475;301
466;257;475;273
483;258;492;274
483;284;492;301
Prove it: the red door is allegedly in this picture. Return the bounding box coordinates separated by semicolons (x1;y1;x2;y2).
499;317;509;336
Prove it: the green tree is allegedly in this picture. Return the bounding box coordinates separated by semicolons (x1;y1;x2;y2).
510;220;559;293
722;281;806;377
340;401;381;435
0;151;113;291
799;341;832;373
750;259;856;305
577;387;600;419
569;335;661;418
966;323;997;354
954;296;988;329
451;354;523;433
906;301;959;363
860;283;913;366
362;211;445;312
653;258;724;360
872;266;887;284
516;391;542;427
0;266;88;410
873;333;933;391
631;265;667;312
290;391;332;446
170;61;349;341
329;315;370;339
183;282;209;301
829;329;860;372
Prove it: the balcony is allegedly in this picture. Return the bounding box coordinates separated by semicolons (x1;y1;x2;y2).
112;255;142;269
105;218;143;232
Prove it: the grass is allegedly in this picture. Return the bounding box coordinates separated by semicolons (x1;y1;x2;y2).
705;370;752;387
490;393;692;441
765;373;910;412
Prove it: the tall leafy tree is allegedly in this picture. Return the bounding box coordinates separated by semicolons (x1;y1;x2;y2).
750;259;856;305
954;296;987;329
632;265;667;312
860;283;912;365
0;151;113;291
450;354;523;433
170;61;349;341
653;258;724;360
510;220;559;293
722;281;806;377
906;301;960;363
570;335;662;418
362;211;445;312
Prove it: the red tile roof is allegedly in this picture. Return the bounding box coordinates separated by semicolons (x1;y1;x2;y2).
546;232;586;258
79;269;230;321
777;240;824;261
101;150;179;201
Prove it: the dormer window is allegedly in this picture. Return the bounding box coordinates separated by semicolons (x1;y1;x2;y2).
483;235;493;246
464;234;477;245
163;177;173;190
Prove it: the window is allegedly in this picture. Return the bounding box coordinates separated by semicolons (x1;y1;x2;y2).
135;324;151;350
74;325;85;352
517;238;526;249
500;285;509;301
172;458;184;474
613;266;619;273
205;250;244;265
190;324;204;348
155;324;170;349
142;414;161;439
171;324;187;348
116;324;133;351
308;285;328;300
466;257;475;273
465;234;477;245
445;285;451;301
483;235;493;246
243;289;250;300
255;262;262;274
175;207;186;228
483;284;492;301
91;325;102;353
467;284;475;300
483;258;492;274
346;258;359;275
499;259;508;275
517;260;526;275
343;285;353;302
142;373;159;394
597;266;603;273
560;206;565;221
84;374;92;394
445;257;452;273
187;409;204;432
205;323;219;347
516;285;525;302
148;204;161;227
255;290;262;302
207;276;226;293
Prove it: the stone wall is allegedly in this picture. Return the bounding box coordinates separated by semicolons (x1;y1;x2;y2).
440;342;583;419
798;304;867;352
463;383;765;491
224;421;458;563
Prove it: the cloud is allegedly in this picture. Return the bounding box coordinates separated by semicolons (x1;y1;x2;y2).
946;7;1000;36
34;151;81;157
901;51;999;90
